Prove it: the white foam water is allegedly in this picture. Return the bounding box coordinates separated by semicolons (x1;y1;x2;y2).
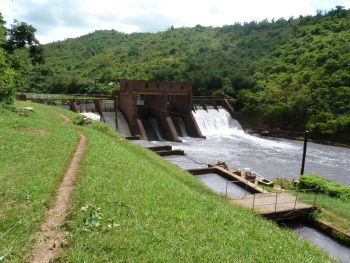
192;108;296;150
79;112;101;121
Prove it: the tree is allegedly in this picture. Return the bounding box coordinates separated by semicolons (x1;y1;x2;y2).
4;19;45;65
0;14;15;104
0;13;43;104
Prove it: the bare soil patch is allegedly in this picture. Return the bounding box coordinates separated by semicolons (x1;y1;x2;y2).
30;131;86;263
58;113;71;124
16;127;51;135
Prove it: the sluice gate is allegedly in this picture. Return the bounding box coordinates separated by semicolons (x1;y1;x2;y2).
118;79;203;141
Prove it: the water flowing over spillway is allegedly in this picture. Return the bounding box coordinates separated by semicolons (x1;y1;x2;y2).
172;117;188;137
169;107;350;185
142;118;165;141
103;112;131;137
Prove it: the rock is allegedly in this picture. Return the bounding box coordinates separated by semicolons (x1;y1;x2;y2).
211;161;229;170
83;117;92;125
245;171;257;181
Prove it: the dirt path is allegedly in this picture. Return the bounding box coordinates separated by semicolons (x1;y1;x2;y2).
58;112;71;124
30;130;86;263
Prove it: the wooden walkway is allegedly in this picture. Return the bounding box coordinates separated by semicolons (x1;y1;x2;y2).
231;192;316;221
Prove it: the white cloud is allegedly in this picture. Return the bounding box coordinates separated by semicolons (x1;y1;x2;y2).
0;0;348;43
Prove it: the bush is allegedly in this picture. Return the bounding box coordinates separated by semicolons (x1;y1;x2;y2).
299;173;350;199
0;49;15;105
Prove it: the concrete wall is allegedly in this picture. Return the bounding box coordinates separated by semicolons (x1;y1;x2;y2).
118;79;202;141
118;91;148;140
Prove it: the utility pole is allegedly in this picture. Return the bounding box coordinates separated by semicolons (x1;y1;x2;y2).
300;130;309;175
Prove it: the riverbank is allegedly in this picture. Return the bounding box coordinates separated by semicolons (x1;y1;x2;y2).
245;129;350;149
0;102;336;262
271;177;350;246
233;112;350;149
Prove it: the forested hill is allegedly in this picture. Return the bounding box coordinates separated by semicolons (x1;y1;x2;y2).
18;6;350;143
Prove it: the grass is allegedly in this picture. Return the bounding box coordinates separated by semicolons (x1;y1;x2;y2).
60;121;334;262
299;192;350;232
0;102;78;262
0;103;337;262
271;178;350;233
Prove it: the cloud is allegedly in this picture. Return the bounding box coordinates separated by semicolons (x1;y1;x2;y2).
0;0;349;44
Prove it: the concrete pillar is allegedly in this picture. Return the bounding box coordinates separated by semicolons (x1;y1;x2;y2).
144;88;181;142
69;99;77;112
184;112;205;138
93;99;103;116
118;91;148;140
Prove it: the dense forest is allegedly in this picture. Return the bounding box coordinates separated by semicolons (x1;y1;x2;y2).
15;7;350;144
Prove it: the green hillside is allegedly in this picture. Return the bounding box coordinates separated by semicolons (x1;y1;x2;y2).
18;6;350;143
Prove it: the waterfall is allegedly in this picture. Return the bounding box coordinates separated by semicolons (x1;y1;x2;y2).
192;106;296;149
172;117;189;137
103;112;132;136
192;106;244;136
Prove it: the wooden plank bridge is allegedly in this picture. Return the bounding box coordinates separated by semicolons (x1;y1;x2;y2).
231;191;316;221
188;166;317;221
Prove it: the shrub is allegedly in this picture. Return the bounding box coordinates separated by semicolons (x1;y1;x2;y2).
0;49;15;105
299;173;350;199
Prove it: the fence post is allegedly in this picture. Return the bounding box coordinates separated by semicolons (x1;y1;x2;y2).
252;194;256;211
294;189;299;210
225;181;228;197
300;131;309;175
313;191;318;207
274;192;278;212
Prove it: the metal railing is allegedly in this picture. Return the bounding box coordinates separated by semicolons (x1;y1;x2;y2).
17;92;113;100
249;189;317;212
224;180;318;213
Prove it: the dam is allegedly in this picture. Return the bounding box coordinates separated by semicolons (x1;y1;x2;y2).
17;82;350;184
17;82;350;262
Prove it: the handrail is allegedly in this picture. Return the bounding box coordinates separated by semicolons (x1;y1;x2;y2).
17;92;113;100
228;186;318;213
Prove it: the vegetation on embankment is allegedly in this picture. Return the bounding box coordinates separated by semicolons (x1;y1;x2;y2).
15;6;350;145
273;175;350;242
59;117;334;261
0;102;77;262
0;103;337;262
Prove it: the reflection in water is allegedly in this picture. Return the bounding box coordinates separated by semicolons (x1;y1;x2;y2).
196;173;251;197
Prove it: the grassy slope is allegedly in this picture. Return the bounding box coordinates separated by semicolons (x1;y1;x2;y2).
299;192;350;232
60;121;334;262
0;102;78;262
0;104;336;262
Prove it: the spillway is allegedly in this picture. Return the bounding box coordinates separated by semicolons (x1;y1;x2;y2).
172;116;189;137
142;118;165;141
103;112;132;137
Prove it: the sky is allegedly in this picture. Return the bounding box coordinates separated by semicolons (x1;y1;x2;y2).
1;0;350;44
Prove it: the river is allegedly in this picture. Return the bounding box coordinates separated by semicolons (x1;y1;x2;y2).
165;107;350;185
